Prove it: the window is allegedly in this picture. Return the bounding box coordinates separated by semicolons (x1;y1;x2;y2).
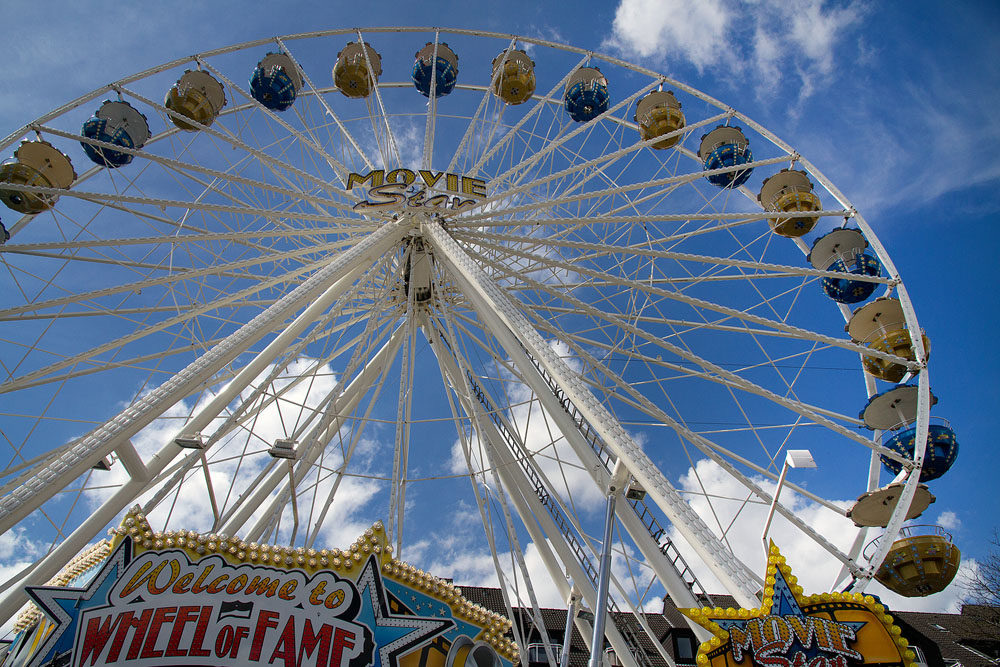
910;645;928;666
605;647;624;667
527;644;562;665
675;636;696;662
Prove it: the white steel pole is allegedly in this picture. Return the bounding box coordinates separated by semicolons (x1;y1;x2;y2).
761;461;790;559
589;492;619;667
424;218;761;608
560;590;579;667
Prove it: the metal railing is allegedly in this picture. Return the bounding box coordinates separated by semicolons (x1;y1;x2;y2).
464;369;654;667
518;346;713;606
863;524;954;561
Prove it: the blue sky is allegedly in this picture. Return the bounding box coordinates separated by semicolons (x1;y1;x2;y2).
0;0;997;620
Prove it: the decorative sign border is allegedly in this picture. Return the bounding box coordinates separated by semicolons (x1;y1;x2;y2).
681;543;916;667
6;510;515;667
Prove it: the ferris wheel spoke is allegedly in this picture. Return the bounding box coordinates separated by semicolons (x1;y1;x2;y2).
445;35;517;174
526;117;647;213
465;250;903;466
218;257;403;533
456;235;903;366
0;226;366;256
0;239;356;325
4;281;384;397
512;311;861;573
207;263;402;449
467;154;791;223
469;53;589;178
230;320;405;542
0;226;409;624
302;332;399;549
492;79;659;192
198;127;346;227
0;335;238;398
154;308;392;534
276;37;378;173
425;311;658;664
422;310;552;653
454;228;890;287
115;84;355;209
519;304;866;431
39;124;345;220
420;32;446;170
450;209;847;231
444;315;693;640
428;217;765;608
199;59;356;179
0;181;359;229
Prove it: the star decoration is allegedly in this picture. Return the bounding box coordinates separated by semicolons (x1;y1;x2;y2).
10;515;519;666
22;537;132;667
354;555;454;667
681;542;916;667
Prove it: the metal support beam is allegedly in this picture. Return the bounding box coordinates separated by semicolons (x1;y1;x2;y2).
561;590;579;667
226;327;405;539
429;329;640;667
425;217;761;608
590;463;625;667
0;221;406;623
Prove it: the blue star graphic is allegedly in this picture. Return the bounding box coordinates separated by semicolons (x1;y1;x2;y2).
23;537;132;667
354;556;454;667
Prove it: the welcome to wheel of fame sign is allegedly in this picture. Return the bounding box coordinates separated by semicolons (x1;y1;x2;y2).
2;511;516;667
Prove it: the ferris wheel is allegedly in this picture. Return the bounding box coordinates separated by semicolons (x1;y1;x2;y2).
0;27;959;653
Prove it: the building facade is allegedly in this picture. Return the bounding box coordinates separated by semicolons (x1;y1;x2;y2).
459;587;1000;667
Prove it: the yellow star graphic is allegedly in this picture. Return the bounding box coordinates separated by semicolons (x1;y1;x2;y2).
680;543;915;667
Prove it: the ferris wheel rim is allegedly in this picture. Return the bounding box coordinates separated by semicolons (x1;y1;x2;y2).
0;27;941;637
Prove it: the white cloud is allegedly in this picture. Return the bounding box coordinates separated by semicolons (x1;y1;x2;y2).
449;338;606;513
937;510;961;531
840;69;1000;212
667;458;967;613
785;0;862;76
0;529;51;637
0;527;44;563
309;473;382;549
604;0;1000;212
607;0;733;71
83;357;350;539
604;0;865;102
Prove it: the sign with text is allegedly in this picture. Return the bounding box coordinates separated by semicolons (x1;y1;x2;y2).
681;544;916;667
5;514;514;667
346;169;487;214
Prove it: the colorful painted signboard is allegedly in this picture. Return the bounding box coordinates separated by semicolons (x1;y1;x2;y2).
681;544;916;667
3;510;515;667
345;169;487;213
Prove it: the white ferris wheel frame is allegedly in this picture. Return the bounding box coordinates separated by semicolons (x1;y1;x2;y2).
0;26;932;653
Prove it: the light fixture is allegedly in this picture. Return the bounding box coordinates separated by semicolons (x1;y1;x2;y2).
761;449;817;557
174;433;206;449
624;476;646;501
269;438;297;460
785;449;817;469
91;456;113;471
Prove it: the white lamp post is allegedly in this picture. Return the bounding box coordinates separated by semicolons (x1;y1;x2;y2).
761;449;817;558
